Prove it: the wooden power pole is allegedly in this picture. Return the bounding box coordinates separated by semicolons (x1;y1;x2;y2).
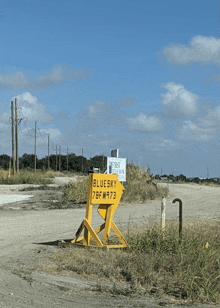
11;101;15;175
56;145;58;172
82;148;84;173
59;146;61;172
48;135;50;169
67;147;69;171
15;98;19;173
34;121;37;173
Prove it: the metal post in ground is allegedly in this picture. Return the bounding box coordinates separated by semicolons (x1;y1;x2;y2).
172;198;183;241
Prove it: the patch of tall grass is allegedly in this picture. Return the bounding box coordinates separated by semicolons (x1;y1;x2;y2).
122;164;167;202
62;176;88;203
49;220;220;304
0;168;55;184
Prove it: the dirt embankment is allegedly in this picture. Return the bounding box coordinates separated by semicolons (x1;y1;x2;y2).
0;181;218;308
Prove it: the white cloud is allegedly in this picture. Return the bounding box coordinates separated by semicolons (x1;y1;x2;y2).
0;65;89;90
30;127;61;146
12;92;53;123
179;121;214;142
127;113;163;132
0;93;62;156
76;100;125;132
162;35;220;65
204;106;220;126
76;100;164;138
142;136;178;152
178;106;220;142
161;82;198;117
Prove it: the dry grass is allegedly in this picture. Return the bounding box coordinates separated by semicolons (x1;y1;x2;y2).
48;220;220;304
122;164;168;203
62;176;89;204
0;168;55;184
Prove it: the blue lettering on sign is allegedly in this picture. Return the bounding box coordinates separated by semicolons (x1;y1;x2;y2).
110;162;121;168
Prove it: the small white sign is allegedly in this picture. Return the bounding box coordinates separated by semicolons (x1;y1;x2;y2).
107;157;126;182
111;149;119;158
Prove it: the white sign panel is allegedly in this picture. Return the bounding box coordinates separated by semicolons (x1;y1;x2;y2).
107;157;126;182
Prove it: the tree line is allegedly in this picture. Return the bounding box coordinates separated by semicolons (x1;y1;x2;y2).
0;153;107;174
155;173;220;184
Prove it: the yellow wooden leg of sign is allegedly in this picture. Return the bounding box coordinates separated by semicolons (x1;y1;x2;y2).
102;205;113;244
98;204;128;247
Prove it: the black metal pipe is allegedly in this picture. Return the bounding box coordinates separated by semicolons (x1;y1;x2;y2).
172;198;182;240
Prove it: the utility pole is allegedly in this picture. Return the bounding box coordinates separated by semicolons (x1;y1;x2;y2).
56;145;58;172
82;148;84;173
67;147;69;171
34;121;37;173
11;101;15;175
59;146;61;172
15;98;19;173
48;135;50;169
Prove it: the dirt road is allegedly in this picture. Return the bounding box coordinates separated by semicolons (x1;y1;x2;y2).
0;180;218;308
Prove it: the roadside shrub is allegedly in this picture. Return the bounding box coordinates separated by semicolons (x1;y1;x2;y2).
62;176;88;203
121;164;168;203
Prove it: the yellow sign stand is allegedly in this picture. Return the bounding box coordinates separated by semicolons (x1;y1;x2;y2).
71;173;128;248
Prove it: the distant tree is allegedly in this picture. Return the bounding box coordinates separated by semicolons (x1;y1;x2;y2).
20;153;37;169
68;153;77;171
193;177;200;184
177;174;186;182
49;154;57;170
161;174;168;178
89;155;107;172
0;154;10;169
73;155;88;173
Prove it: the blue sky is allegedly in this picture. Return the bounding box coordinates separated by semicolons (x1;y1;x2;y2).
0;0;219;177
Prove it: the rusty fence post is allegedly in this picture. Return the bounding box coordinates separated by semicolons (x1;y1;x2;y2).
172;198;182;240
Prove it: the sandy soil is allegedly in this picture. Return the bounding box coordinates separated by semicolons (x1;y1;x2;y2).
0;179;218;308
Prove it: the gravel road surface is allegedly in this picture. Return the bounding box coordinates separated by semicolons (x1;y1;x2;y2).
0;179;218;308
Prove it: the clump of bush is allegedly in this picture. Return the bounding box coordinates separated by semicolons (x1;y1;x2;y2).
0;168;54;184
49;220;220;304
62;176;88;204
121;164;167;203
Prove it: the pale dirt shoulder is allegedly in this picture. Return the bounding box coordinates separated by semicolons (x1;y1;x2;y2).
0;181;218;307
